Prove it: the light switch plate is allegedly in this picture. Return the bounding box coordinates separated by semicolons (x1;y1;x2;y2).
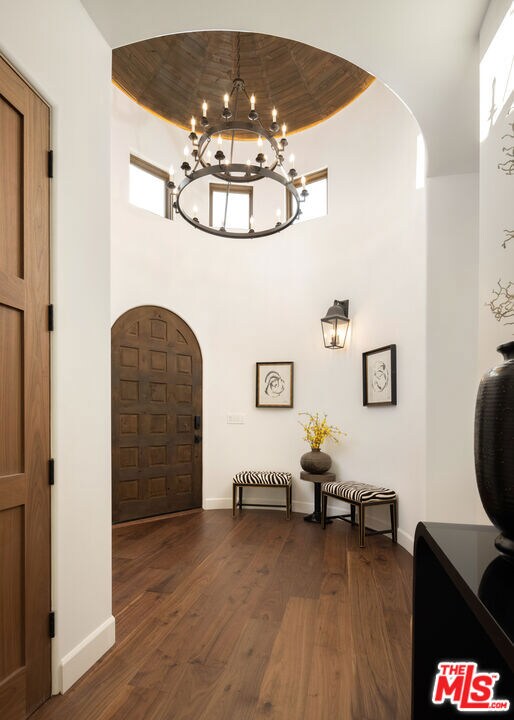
227;414;245;424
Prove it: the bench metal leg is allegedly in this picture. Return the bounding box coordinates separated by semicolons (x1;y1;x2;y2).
359;504;366;547
232;483;291;519
321;493;397;546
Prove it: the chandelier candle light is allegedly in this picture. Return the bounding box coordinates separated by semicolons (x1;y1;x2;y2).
167;36;308;238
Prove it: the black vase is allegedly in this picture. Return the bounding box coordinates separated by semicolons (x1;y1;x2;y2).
475;341;514;556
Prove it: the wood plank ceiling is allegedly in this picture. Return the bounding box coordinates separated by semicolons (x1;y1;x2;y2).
112;31;374;136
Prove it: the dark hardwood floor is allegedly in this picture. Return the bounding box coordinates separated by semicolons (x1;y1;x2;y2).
32;510;413;720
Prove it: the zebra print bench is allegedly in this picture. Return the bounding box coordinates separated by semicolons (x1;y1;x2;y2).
321;480;397;547
232;471;292;519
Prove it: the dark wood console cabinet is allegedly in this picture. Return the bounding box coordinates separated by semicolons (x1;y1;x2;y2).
412;522;514;718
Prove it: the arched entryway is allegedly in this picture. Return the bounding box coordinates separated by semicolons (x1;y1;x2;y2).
111;306;202;523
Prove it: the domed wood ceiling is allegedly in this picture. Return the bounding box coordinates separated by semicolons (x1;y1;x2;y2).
112;31;374;136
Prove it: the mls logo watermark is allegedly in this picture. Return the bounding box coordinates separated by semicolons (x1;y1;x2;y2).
432;662;510;712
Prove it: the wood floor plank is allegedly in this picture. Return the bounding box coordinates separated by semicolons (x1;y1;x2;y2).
252;517;324;622
112;511;215;564
303;645;351;720
197;618;281;720
113;566;170;615
316;520;351;651
104;686;175;720
128;515;293;703
348;545;404;720
32;510;412;720
127;548;260;690
255;597;319;719
29;684;135;720
369;539;412;715
304;520;352;719
114;590;167;644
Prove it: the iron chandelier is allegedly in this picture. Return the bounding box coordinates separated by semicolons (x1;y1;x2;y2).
168;36;308;239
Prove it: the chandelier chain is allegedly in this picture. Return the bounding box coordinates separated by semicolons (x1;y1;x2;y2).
223;84;240;228
222;34;243;229
236;32;241;78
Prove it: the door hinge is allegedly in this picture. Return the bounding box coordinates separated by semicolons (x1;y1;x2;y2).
49;612;55;639
48;150;54;179
48;304;54;332
49;458;55;486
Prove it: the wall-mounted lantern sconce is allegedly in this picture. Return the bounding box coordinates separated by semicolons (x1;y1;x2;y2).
321;299;350;349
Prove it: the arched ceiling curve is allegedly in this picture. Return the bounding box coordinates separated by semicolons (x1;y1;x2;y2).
112;32;374;136
80;0;490;176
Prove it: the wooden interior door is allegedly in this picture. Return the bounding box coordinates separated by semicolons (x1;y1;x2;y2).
0;56;51;719
112;306;202;523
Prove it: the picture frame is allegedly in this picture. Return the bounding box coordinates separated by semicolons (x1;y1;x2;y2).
362;344;397;406
256;362;294;408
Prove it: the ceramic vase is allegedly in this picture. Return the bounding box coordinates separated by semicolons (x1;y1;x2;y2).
475;341;514;556
300;447;332;474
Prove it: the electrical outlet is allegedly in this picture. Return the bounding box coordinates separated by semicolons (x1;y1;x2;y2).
227;414;245;424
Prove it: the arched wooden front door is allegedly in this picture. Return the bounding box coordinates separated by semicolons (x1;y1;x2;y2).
112;306;202;523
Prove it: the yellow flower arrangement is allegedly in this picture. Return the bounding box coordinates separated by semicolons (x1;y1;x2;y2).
299;412;345;449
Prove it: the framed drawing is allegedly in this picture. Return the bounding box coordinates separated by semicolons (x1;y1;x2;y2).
256;362;294;408
363;345;397;406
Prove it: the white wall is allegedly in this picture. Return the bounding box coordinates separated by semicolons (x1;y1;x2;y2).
111;81;426;549
477;0;514;520
0;0;113;693
426;173;480;522
479;0;514;373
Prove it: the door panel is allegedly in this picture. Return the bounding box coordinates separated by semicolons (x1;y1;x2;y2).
0;507;24;678
0;56;51;719
112;306;202;523
0;95;23;278
0;306;23;474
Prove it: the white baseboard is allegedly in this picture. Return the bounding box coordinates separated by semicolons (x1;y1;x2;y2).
59;615;115;693
203;497;232;510
203;496;313;514
203;497;413;554
396;527;413;554
292;500;314;514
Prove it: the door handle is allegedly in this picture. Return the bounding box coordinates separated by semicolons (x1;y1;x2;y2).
194;434;202;444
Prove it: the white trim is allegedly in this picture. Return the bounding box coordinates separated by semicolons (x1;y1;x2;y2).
203;497;231;510
58;615;115;693
203;496;313;514
292;500;314;514
397;527;414;554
